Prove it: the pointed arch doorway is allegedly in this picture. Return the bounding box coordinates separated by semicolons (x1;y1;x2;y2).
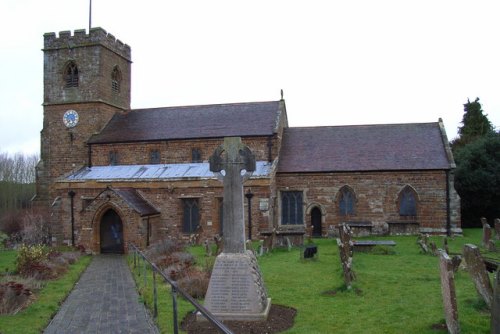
100;209;124;254
311;207;322;237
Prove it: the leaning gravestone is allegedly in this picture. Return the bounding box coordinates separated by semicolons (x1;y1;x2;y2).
463;244;493;308
438;250;460;334
495;218;500;241
337;223;356;289
201;137;271;321
492;270;500;334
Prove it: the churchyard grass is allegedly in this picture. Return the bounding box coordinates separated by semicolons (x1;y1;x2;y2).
131;229;497;333
0;251;91;334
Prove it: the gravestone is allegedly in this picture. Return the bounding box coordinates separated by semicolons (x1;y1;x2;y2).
202;137;271;321
204;239;212;257
492;271;500;334
495;218;500;241
438;250;460;334
483;223;492;248
463;244;493;308
337;223;356;288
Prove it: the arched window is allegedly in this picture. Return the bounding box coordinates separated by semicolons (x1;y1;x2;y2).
64;61;79;88
338;186;356;216
111;66;122;93
399;186;417;217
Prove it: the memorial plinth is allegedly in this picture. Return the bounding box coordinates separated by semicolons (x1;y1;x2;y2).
199;137;271;321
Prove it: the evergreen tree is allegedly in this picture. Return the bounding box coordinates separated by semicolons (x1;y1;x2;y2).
451;97;494;152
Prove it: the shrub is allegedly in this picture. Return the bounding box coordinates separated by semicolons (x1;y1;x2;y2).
0;281;33;314
16;244;48;278
145;239;182;263
177;268;210;299
19;210;50;246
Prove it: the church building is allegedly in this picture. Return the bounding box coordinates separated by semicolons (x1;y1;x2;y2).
35;28;461;253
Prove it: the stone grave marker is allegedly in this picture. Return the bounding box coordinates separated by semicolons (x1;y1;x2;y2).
492;270;500;334
201;137;271;321
438;250;460;334
483;223;492;248
495;218;500;241
463;244;493;308
337;223;356;288
204;239;213;257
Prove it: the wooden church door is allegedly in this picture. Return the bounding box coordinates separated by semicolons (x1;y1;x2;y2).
100;209;124;254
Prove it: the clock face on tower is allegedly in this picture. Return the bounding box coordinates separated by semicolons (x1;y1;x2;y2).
63;109;79;128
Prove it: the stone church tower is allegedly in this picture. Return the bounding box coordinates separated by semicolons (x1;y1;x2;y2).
36;28;131;206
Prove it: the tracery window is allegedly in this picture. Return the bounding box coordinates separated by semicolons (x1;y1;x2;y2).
399;186;417;217
338;186;356;216
64;61;79;88
182;198;199;233
281;191;303;225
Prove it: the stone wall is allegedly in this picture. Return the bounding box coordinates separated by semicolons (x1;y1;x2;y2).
275;170;459;236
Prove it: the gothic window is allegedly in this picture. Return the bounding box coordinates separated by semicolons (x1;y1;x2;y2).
111;66;122;93
64;61;79;88
399;186;417;217
150;150;160;164
281;191;303;225
192;148;202;163
338;186;356;216
109;151;119;166
182;198;199;233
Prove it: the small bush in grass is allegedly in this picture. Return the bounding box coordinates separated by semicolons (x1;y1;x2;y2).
16;244;49;278
0;281;33;314
145;239;183;263
177;268;210;299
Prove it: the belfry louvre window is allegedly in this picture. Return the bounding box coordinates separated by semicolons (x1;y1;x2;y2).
281;191;303;225
192;148;202;163
182;199;199;233
64;61;79;88
109;151;119;166
150;150;160;164
111;66;121;93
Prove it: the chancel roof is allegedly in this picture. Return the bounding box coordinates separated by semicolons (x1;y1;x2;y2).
89;101;282;144
278;122;453;173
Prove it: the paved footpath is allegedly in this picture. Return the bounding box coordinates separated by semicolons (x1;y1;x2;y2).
44;255;159;334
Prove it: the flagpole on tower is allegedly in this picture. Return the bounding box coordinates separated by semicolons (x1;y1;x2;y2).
89;0;92;32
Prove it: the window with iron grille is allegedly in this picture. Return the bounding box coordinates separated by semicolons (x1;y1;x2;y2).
339;186;356;216
109;151;119;166
182;198;199;233
281;191;303;225
150;150;160;164
399;186;417;217
64;61;79;88
111;66;121;93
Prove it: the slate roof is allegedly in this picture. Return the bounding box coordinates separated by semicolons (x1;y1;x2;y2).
89;101;282;144
66;161;273;181
109;188;159;217
278;122;452;173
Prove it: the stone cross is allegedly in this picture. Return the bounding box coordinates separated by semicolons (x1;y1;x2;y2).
438;250;460;334
337;224;356;288
210;137;255;253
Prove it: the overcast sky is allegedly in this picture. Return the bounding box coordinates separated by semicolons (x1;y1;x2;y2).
1;0;499;155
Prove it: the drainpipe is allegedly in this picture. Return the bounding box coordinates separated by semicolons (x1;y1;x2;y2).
245;189;254;240
446;170;451;237
68;190;76;246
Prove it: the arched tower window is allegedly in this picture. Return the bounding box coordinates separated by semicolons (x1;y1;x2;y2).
398;186;417;217
64;61;79;88
338;186;356;216
111;66;122;93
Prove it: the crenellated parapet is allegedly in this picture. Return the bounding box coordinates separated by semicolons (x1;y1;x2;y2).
43;27;131;60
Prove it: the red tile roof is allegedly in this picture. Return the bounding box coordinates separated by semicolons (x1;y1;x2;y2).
278;122;452;173
89;101;282;144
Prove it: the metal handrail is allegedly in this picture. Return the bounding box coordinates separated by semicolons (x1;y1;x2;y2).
129;244;233;334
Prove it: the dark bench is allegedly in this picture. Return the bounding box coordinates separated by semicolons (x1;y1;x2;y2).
353;240;396;252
